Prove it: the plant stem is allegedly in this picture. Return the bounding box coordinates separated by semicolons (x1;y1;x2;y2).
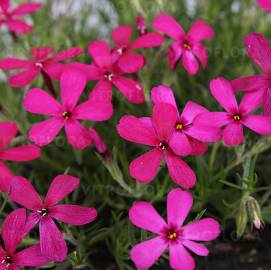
41;71;57;98
10;31;18;43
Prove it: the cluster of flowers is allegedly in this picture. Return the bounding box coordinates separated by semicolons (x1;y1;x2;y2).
0;0;271;269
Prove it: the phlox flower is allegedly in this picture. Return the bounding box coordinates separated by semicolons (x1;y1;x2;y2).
0;46;83;88
111;24;164;73
152;13;214;75
232;33;271;115
151;85;221;156
9;174;97;262
136;16;147;36
256;0;271;12
0;208;50;269
0;121;40;192
117;103;196;188
23;69;113;149
0;0;42;35
196;77;271;146
129;188;220;270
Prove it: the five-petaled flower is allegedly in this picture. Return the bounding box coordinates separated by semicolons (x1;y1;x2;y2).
0;46;83;88
117;103;196;188
8;175;97;262
196;77;271;146
232;33;271;115
0;208;50;269
151;85;222;156
129;188;220;270
111;24;164;73
152;13;214;75
256;0;271;12
23;69;113;149
0;0;42;35
0;121;41;192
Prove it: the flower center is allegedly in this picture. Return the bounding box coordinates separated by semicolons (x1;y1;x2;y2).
232;114;241;121
159;141;168;150
183;42;191;50
1;256;13;268
38;208;49;217
35;62;43;68
175;122;183;131
62;111;72;120
104;72;113;81
167;232;178;240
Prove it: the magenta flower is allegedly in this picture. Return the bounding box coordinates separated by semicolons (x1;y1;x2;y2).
0;121;41;192
195;77;271;146
0;208;50;269
129;188;220;270
232;33;271;115
9;175;97;262
0;46;83;88
117;103;196;188
111;25;164;73
86;40;145;104
256;0;271;12
88;126;107;155
23;69;113;149
152;13;214;75
151;85;221;156
0;0;42;35
136;16;147;36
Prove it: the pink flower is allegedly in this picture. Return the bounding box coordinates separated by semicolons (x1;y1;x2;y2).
152;13;214;75
8;175;97;262
195;77;271;146
86;40;145;104
0;208;50;269
23;69;113;149
151;85;221;156
136;16;147;36
129;188;220;270
0;121;41;192
0;46;83;88
256;0;271;12
111;24;164;73
232;33;271;115
117;103;196;188
88;126;107;155
0;0;42;35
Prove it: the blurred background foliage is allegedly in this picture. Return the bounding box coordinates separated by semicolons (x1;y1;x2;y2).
1;0;271;269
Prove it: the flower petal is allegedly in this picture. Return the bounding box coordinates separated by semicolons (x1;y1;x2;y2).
264;90;271;115
50;205;97;225
169;131;192;156
210;77;238;112
223;123;244;146
152;13;185;40
118;52;145;73
24;88;62;116
151;84;177;108
112;75;144;104
188;19;214;43
51;47;83;62
182;218;221;241
181;101;208;123
29;117;64;147
44;174;79;206
239;89;265;114
165;151;196;188
245;32;271;73
194;112;231;127
167;188;193;226
88;80;112;102
257;0;271;12
182;240;209;256
0;145;40;162
117;115;159;146
189;138;208;156
167;42;183;69
0;58;34;70
40;217;67;262
60;69;87;111
64;119;91;149
243;115;271;135
88;40;111;68
0;0;9;12
0;122;17;149
9;69;39;88
130;32;165;49
2;209;26;254
42;62;65;80
169;244;195;270
15;244;49;267
129;202;166;234
111;25;133;46
131;237;167;269
88;127;107;154
185;125;222;142
193;44;208;68
0;161;13;192
24;212;40;236
9;176;42;210
152;103;178;140
31;47;54;61
7;19;32;34
12;2;42;15
130;148;163;184
232;75;271;92
182;51;199;76
73;100;113;121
